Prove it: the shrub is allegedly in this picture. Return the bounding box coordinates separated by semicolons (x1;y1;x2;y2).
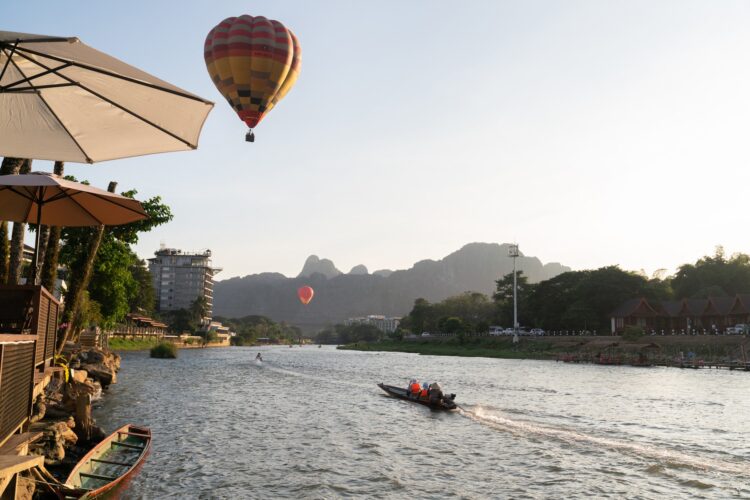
622;325;645;341
150;341;177;359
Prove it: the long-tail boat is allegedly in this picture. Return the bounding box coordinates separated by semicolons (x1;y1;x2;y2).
60;424;151;499
377;383;458;410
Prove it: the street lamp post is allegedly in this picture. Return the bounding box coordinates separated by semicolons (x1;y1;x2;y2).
508;244;520;337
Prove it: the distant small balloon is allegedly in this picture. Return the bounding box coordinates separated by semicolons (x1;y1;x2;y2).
297;286;314;305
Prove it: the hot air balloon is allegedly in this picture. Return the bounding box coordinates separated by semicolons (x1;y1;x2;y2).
204;15;301;142
297;286;314;305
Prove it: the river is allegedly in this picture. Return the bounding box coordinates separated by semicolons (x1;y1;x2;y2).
94;346;750;499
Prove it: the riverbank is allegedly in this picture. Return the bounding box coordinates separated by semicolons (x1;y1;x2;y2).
25;346;120;496
107;336;230;351
339;334;750;366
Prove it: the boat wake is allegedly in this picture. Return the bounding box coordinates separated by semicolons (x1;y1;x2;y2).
459;405;750;477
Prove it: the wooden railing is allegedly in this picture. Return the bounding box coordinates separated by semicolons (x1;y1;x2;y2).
0;285;60;371
0;340;35;442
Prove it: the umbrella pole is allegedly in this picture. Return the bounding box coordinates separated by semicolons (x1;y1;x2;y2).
32;202;42;286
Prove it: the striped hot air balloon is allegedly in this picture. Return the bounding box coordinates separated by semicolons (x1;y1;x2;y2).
204;15;301;142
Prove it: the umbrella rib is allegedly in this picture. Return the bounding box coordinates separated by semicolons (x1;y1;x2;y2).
5;55;93;163
0;186;36;203
3;83;76;92
2;62;72;91
22;186;39;222
63;189;147;218
0;37;74;45
12;44;212;104
0;42;19;83
58;189;105;225
11;49;199;149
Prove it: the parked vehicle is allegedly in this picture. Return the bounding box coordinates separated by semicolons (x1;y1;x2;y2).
489;326;505;336
727;324;748;334
530;328;545;336
421;332;431;337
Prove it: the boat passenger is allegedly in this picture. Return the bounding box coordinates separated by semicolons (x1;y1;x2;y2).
420;382;429;399
409;380;421;398
256;353;263;361
429;382;443;404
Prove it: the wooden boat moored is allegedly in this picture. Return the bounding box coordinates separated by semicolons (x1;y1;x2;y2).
61;424;151;499
378;383;458;410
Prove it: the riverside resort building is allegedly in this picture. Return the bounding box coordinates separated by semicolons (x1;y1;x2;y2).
148;247;221;324
610;294;750;334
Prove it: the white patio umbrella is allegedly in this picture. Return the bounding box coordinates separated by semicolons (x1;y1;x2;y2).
0;30;213;163
0;172;148;281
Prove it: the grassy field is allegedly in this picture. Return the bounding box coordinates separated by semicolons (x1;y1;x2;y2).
108;337;162;351
339;334;749;363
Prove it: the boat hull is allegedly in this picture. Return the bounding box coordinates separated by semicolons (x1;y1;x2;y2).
378;383;457;410
62;424;151;499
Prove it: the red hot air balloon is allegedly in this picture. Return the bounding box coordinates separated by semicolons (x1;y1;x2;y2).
297;286;314;305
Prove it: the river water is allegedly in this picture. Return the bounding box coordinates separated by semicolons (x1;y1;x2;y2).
94;346;750;499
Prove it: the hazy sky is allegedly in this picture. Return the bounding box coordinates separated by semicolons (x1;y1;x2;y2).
4;1;750;279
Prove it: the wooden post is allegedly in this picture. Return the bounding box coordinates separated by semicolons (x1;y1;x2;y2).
75;393;92;443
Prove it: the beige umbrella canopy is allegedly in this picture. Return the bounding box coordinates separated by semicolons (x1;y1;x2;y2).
0;172;148;278
0;30;213;163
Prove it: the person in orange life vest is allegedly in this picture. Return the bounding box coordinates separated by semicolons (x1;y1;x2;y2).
410;380;421;398
420;382;429;399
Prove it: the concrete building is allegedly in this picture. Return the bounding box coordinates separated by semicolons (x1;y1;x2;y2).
345;315;401;333
148;248;221;323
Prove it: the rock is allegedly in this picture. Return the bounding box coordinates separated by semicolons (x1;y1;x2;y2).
29;394;46;424
44;442;65;465
56;423;78;446
80;364;115;387
70;368;89;383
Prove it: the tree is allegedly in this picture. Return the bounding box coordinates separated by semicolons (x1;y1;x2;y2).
57;182;115;349
86;240;140;328
40;161;65;291
671;248;750;298
8;159;31;284
493;271;536;327
57;182;173;350
129;260;155;315
165;309;194;333
523;266;667;332
190;296;210;328
0;157;25;283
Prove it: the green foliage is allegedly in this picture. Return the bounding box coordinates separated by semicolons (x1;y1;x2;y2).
161;308;195;334
201;330;219;343
494;271;535;326
87;240;139;328
622;325;645;341
190;296;209;326
150;341;177;359
402;292;496;335
129;260;155;315
672;247;750;298
108;337;161;351
523;266;666;332
59;186;171;329
216;315;301;345
75;291;103;332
